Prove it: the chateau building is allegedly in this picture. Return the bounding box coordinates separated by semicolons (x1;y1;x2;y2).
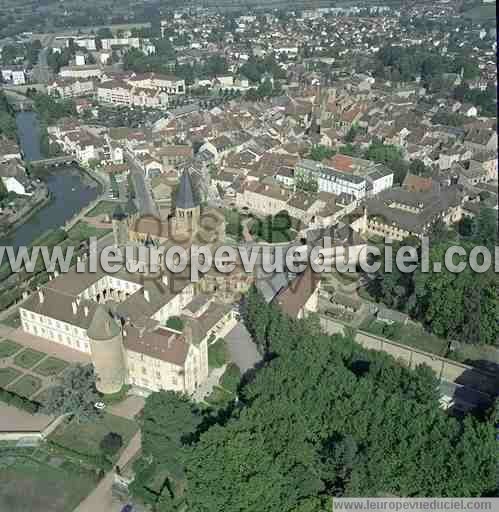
19;172;236;396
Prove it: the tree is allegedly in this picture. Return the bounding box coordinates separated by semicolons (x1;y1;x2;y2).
242;284;271;353
166;316;184;331
181;300;497;508
409;159;432;177
129;391;202;507
414;241;498;345
257;78;273;98
309;144;335;162
344;124;358;143
42;364;101;423
472;208;497;251
100;432;123;457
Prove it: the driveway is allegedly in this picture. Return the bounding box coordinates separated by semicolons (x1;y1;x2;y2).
225;322;261;374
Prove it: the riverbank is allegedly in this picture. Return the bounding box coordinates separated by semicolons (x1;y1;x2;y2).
0;189;52;240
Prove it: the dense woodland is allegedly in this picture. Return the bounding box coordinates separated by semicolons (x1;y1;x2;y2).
365;209;499;347
130;289;497;511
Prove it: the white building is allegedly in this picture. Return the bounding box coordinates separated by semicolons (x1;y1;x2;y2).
1;176;32;196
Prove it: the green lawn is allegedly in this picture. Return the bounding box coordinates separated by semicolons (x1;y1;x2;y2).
360;319;448;356
14;348;46;369
33;357;68;377
463;3;496;20
66;221;111;242
86;200;125;218
49;412;138;462
208;338;228;368
8;374;43;398
0;459;97;512
0;339;23;358
0;367;22;387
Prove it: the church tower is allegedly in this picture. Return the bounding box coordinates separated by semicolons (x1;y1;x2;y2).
175;170;200;234
111;204;129;247
88;306;126;395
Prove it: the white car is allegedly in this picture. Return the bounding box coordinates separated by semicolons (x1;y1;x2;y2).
439;395;454;410
94;401;106;410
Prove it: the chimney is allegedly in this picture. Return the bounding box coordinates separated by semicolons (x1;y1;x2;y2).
72;301;77;315
38;289;44;304
162;275;168;286
84;306;89;317
143;289;150;302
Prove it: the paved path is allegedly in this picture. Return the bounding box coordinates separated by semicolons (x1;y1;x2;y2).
0;402;52;432
225;322;261;374
73;431;142;512
108;395;145;420
192;365;227;402
0;326;92;365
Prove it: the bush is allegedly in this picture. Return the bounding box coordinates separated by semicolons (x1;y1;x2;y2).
220;363;241;394
0;387;40;414
166;316;184;331
47;439;113;471
208;339;227;368
100;432;123;457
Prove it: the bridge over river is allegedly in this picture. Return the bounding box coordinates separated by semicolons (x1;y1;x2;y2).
30;155;78;167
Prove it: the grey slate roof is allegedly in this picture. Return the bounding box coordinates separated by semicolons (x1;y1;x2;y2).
176;171;198;209
87;305;121;341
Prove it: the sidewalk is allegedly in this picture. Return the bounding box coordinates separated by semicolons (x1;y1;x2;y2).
73;431;142;512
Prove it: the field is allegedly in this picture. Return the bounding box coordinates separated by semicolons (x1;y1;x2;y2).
463;3;496;20
13;348;46;369
86;200;123;218
66;221;111;241
0;367;22;387
49;412;138;462
0;339;23;358
360;319;449;356
0;459;96;512
33;357;68;377
8;374;43;398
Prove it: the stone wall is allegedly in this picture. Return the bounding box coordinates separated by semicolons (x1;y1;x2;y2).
320;315;499;397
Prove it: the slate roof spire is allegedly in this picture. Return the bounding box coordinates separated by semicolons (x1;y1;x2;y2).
176;170;198;209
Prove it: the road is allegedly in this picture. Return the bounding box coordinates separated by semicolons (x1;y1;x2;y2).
439;380;493;414
125;151;159;217
31;40;53;84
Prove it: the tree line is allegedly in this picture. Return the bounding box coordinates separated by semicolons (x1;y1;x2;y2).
129;286;497;510
364;210;498;346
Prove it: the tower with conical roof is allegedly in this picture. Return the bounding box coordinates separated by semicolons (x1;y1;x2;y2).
175;170;200;234
88;305;126;394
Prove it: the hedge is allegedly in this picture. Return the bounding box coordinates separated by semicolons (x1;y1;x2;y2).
47;439;113;471
0;387;40;414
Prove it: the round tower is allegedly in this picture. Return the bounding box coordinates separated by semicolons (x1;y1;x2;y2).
87;305;126;395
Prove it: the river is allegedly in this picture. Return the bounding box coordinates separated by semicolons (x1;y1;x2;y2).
0;112;100;250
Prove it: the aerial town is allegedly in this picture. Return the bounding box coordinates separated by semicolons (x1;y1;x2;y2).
0;1;497;511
